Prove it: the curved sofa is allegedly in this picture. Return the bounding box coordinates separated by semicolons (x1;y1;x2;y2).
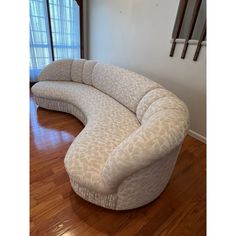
31;59;189;210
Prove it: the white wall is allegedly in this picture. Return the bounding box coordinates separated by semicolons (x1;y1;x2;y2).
87;0;206;140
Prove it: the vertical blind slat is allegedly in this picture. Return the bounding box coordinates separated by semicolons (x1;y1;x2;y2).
193;20;206;61
169;0;188;57
181;0;202;59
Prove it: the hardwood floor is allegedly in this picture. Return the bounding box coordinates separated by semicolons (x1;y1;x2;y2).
30;96;206;236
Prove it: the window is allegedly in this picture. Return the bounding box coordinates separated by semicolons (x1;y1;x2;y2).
30;0;83;81
169;0;206;61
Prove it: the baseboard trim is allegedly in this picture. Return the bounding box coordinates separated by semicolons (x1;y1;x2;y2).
188;130;206;144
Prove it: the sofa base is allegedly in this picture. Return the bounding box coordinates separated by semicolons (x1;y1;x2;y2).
33;95;181;210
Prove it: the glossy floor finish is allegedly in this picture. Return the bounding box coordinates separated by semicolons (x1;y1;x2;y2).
30;96;206;236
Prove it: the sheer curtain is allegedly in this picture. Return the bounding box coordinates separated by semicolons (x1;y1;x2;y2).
30;0;81;82
30;0;52;81
49;0;81;60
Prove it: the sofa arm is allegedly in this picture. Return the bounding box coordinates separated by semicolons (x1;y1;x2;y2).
38;59;73;81
102;109;189;192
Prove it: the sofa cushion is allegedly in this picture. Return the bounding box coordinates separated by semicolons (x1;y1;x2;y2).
39;59;73;81
92;63;161;113
32;81;140;193
142;96;189;123
136;88;177;123
82;60;97;85
71;59;86;82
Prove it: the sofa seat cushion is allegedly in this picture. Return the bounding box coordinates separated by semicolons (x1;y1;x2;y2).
32;81;140;193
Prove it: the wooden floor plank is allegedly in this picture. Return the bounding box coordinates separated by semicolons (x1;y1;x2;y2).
30;96;206;235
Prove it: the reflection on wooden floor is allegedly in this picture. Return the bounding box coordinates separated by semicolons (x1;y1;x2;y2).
30;96;206;236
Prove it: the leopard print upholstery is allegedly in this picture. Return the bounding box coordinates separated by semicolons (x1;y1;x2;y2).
31;59;189;210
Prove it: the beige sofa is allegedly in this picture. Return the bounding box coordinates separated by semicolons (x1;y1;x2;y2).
31;59;189;210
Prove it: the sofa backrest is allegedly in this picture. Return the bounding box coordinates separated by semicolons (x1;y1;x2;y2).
92;63;160;113
82;60;97;85
71;59;86;83
71;59;97;85
136;88;176;122
39;59;188;124
39;59;73;81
